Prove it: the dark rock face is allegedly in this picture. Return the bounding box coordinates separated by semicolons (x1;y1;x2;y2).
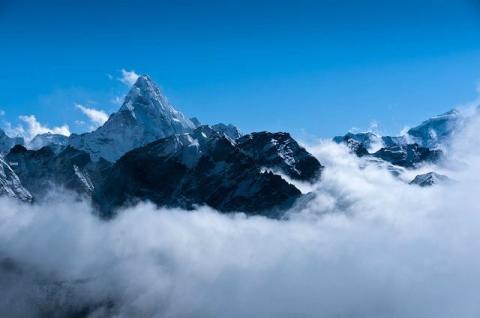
3;126;323;217
409;172;449;187
236;132;323;182
6;145;111;200
94;128;322;217
372;144;442;168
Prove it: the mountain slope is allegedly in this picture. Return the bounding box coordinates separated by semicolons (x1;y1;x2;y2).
0;156;32;202
6;145;111;200
94;126;322;217
69;75;195;162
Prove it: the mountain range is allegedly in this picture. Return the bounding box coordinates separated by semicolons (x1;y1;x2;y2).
0;75;460;215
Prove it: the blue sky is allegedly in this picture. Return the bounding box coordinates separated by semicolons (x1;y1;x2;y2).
1;0;480;139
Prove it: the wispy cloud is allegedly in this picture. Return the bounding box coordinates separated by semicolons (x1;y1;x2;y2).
111;95;125;106
119;69;139;86
75;104;109;127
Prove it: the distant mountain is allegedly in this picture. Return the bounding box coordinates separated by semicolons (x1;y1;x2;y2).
372;144;442;168
332;132;381;152
410;172;449;187
332;133;372;157
335;109;461;151
0;156;32;202
69;75;196;162
0;129;24;154
29;133;69;150
407;109;461;148
211;123;242;141
333;109;462;168
94;126;322;217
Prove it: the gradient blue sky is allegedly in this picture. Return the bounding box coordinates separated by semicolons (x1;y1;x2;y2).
1;0;480;139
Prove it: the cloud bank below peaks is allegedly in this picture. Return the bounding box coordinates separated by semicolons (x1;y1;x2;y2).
1;108;480;317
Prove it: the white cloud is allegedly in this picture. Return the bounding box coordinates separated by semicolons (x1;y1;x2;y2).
5;115;71;141
75;104;109;127
0;110;5;116
111;95;125;106
119;69;139;86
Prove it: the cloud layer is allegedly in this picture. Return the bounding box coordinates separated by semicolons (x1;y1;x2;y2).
1;108;480;317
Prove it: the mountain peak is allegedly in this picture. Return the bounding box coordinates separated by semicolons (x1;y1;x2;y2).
134;74;154;87
118;75;195;129
69;75;196;162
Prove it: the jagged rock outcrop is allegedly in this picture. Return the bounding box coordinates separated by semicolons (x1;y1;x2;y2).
332;132;372;157
211;123;242;141
236;132;323;182
94;127;322;217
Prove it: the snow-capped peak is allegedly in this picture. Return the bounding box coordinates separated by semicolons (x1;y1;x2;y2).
407;108;461;148
119;75;194;127
69;74;196;162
